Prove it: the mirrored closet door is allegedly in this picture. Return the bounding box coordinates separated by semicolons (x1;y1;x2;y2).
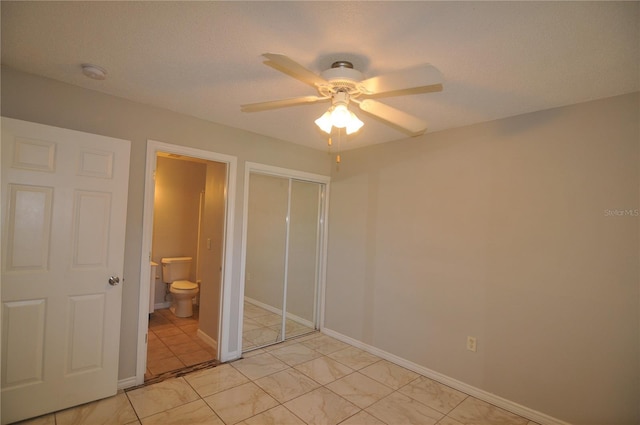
242;168;326;351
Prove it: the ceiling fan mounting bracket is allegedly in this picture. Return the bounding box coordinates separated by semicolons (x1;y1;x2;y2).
319;60;365;97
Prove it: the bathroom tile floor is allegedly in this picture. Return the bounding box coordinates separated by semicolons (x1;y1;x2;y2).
17;333;541;425
146;306;217;381
145;301;315;382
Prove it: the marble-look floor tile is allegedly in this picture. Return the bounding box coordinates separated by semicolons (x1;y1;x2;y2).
240;405;306;425
269;342;323;366
231;352;289;380
184;363;249;397
326;372;394;409
286;318;314;333
167;340;202;356
447;397;529;425
243;303;272;319
366;392;444;425
152;326;184;338
127;377;199;418
264;338;300;351
284;387;360;425
17;414;56;425
243;348;267;358
204;382;278;424
437;417;465;425
294;356;354;385
179;323;199;336
300;334;350;355
160;333;194;346
328;346;381;370
269;319;314;337
146;355;185;375
290;332;321;343
243;318;264;331
339;410;387;425
254;368;320;403
256;312;283;326
398;376;467;414
243;328;280;346
56;392;137;425
146;342;174;362
140;399;223;425
360;360;419;390
177;349;215;366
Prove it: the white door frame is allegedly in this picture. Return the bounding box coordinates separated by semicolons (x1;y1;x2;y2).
238;162;330;352
135;140;237;385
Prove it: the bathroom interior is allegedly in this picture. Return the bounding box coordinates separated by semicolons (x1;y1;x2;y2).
146;152;226;381
146;155;325;381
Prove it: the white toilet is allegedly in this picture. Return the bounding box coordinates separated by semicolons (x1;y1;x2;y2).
161;257;199;318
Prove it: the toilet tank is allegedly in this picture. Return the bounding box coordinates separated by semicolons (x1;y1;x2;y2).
161;257;192;283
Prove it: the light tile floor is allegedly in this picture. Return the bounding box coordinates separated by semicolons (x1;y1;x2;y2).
17;333;541;425
146;301;314;382
146;307;217;381
242;302;315;351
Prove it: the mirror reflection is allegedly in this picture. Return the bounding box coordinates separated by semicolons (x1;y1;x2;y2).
242;173;322;351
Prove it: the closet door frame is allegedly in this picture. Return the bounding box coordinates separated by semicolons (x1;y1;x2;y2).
238;162;330;351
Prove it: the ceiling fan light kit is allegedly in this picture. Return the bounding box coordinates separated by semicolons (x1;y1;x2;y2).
242;53;443;157
314;91;364;135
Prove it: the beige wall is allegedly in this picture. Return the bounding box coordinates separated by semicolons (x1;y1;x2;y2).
326;92;639;424
0;67;332;379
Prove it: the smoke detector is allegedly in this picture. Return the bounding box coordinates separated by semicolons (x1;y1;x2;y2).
81;63;107;80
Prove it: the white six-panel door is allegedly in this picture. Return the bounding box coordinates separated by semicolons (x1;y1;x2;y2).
1;118;130;424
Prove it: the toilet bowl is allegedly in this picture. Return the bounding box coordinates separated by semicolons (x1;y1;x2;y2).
169;280;199;318
161;257;199;318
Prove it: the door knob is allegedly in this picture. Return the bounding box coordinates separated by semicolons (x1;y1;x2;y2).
108;276;120;286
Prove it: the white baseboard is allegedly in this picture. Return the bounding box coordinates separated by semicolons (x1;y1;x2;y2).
197;329;218;354
244;296;314;328
154;301;171;310
117;376;137;390
320;327;571;425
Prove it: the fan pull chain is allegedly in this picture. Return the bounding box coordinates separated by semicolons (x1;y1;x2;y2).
336;128;342;169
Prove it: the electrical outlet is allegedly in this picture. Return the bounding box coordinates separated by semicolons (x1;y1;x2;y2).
467;336;477;352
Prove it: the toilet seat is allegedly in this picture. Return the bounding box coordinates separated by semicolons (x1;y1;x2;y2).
170;280;198;291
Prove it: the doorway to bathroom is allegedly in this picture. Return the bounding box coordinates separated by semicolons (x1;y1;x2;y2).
240;162;330;352
136;141;237;385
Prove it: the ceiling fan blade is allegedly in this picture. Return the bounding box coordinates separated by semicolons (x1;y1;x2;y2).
357;99;428;136
363;84;443;99
359;64;443;96
262;53;328;88
241;95;328;112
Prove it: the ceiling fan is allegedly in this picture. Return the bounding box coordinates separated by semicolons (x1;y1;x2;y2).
241;53;443;137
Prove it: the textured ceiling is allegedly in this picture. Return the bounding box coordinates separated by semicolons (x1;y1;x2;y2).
1;1;638;151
